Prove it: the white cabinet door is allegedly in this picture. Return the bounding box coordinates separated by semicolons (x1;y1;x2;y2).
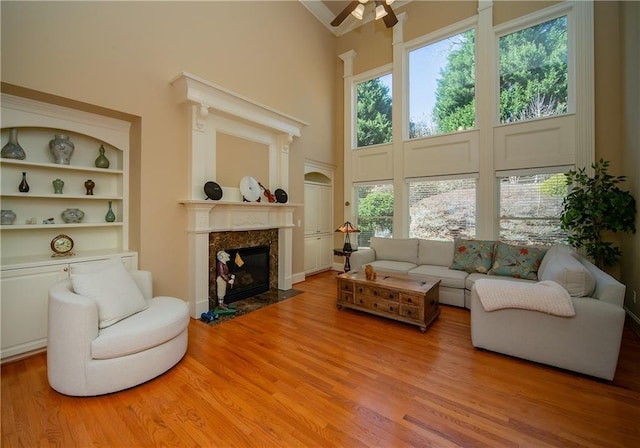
304;235;333;274
317;186;333;234
317;235;333;270
1;264;67;360
304;184;319;235
304;237;318;273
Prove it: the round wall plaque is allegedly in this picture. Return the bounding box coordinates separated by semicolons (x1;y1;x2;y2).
274;188;288;203
204;181;223;200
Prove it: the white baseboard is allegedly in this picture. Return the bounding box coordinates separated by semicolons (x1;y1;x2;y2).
624;306;640;325
292;271;306;285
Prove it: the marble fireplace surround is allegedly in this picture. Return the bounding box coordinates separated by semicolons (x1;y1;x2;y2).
172;72;307;317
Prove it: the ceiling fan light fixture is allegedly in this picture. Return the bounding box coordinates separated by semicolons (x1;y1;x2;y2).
351;4;365;20
375;3;388;20
386;0;395;5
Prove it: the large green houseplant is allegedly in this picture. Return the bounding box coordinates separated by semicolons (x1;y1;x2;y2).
561;159;636;268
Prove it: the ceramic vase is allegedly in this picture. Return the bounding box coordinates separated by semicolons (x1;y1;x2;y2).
49;134;75;165
1;128;26;160
84;179;95;195
1;210;17;225
18;172;30;193
61;208;84;223
95;145;110;168
105;201;116;222
53;178;64;194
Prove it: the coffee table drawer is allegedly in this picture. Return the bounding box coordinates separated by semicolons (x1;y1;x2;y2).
358;296;399;314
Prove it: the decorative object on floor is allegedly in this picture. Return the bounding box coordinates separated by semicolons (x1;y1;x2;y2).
240;176;261;202
1;128;26;160
331;0;398;29
200;311;218;323
18;171;29;192
274;188;288;203
215;250;236;311
335;221;360;252
94;144;110;168
204;181;223;200
50;234;74;257
561;158;637;268
52;178;64;194
258;182;276;203
206;288;303;327
49;133;75;165
365;264;376;281
61;208;84;223
105;201;116;222
84;179;95;195
1;209;17;225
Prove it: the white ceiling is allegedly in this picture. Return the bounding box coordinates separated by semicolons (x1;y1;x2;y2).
300;1;411;36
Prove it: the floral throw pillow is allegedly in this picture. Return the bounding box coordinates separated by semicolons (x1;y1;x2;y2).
450;239;496;274
488;241;548;280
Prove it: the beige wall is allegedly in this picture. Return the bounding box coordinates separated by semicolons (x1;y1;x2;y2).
1;1;337;299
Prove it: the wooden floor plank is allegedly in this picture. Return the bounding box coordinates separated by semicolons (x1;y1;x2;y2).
2;270;640;447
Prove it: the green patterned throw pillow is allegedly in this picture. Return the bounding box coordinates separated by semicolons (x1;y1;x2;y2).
450;239;496;274
488;241;548;280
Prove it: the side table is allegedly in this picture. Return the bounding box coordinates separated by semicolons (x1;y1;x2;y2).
333;248;356;272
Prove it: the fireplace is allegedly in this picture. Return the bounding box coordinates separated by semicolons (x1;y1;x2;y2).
209;229;279;309
213;246;270;305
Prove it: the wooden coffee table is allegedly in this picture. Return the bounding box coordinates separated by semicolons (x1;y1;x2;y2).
336;271;440;332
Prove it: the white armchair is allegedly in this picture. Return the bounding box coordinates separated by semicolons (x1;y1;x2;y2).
47;268;189;396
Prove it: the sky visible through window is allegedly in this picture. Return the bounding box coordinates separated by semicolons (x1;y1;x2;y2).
409;37;461;129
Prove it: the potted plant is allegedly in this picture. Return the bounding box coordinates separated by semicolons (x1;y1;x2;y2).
561;159;636;268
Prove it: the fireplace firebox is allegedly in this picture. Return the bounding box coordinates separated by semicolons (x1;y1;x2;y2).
217;245;270;304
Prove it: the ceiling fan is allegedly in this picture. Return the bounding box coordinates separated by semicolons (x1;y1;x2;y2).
331;0;398;29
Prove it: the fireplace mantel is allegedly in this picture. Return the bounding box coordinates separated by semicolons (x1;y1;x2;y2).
172;72;307;317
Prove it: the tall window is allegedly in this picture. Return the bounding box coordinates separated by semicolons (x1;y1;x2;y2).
356;74;392;148
408;177;477;241
408;29;475;139
499;15;568;124
498;171;569;246
355;183;394;247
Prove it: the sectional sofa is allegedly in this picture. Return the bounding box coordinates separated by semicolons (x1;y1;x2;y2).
348;237;626;380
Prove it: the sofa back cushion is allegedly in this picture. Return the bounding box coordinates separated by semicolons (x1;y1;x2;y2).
418;239;455;267
449;239;495;273
371;237;419;264
538;244;596;297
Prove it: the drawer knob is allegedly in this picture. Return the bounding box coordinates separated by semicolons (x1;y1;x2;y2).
389;307;394;312
373;303;378;308
407;310;412;316
430;299;435;305
358;288;363;293
407;297;413;303
389;294;394;299
373;291;378;296
359;299;363;304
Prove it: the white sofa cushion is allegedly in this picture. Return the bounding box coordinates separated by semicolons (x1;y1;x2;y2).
409;265;468;289
91;296;189;360
370;237;419;264
70;257;148;329
539;244;596;297
368;260;417;274
418;239;454;267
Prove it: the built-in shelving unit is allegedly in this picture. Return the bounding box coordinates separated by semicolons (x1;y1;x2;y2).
0;93;136;362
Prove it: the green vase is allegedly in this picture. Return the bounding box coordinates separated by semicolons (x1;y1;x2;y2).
105;201;116;222
95;144;110;169
52;178;64;194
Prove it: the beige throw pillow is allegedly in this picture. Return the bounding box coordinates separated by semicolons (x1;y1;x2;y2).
70;258;148;329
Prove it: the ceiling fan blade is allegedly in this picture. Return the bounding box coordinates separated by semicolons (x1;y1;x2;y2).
331;0;361;27
382;3;398;28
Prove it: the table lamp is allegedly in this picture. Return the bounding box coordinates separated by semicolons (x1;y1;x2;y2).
335;221;360;252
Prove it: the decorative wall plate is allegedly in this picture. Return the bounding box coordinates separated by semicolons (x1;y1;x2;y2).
204;181;223;200
274;188;288;203
240;176;261;202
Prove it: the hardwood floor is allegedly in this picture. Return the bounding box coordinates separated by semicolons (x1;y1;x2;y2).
2;270;640;447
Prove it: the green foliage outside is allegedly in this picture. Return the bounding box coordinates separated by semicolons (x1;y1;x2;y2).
561;159;637;268
356;187;394;246
356;78;392;147
540;173;568;197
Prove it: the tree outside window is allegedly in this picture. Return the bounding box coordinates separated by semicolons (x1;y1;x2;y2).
499;16;568;123
409;29;476;138
356;74;392;148
355;184;394;247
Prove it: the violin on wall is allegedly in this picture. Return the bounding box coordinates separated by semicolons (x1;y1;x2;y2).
258;182;276;203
